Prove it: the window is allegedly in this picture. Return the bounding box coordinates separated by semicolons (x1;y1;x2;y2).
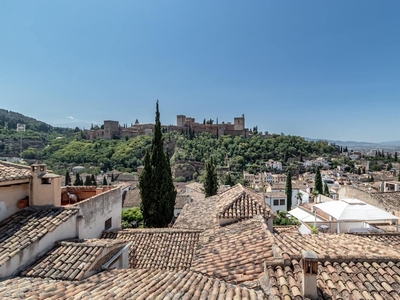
273;199;279;206
104;217;112;230
280;199;285;206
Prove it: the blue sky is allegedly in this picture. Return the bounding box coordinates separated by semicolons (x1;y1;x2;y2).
1;1;400;142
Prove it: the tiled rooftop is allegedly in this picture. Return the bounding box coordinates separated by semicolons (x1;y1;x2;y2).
0;207;79;268
173;194;218;230
273;233;400;261
265;191;287;198
122;188;141;208
0;268;267;299
102;228;201;271
191;217;274;284
185;181;204;193
123;188;189;209
20;239;127;281
273;225;299;234
216;184;275;220
175;194;188;209
174;184;276;230
264;257;400;300
353;233;400;251
0;161;30;183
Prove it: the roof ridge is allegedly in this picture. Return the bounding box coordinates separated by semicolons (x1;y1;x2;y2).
0;160;31;170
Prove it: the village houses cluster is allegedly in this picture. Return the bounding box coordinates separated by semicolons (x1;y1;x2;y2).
2;139;400;299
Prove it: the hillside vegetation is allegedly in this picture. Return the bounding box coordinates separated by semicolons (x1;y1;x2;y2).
20;131;338;175
0;109;72;156
1;109;339;175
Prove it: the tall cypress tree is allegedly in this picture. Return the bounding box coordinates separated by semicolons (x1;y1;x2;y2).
285;171;292;211
203;156;219;197
65;170;71;186
139;101;176;227
102;176;108;185
84;175;92;186
314;167;323;194
91;174;97;186
224;173;234;186
74;173;83;186
323;182;330;196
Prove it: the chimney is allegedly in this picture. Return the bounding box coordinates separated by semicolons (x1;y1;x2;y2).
30;164;61;206
301;250;319;299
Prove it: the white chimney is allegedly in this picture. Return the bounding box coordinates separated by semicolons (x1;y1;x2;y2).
301;250;318;299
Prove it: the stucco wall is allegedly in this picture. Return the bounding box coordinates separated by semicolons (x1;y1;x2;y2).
0;183;29;222
339;186;388;210
0;216;77;279
75;187;122;239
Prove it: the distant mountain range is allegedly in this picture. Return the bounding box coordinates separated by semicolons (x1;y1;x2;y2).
306;138;400;150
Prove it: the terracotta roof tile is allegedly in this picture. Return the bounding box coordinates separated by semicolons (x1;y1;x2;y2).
122;188;141;208
173;194;218;230
174;184;276;230
191;216;274;284
0;207;79;268
273;233;400;261
0;269;267;299
102;228;201;271
0;161;30;183
265;257;400;300
353;233;400;251
123;188;189;209
175;194;188;209
20;239;127;281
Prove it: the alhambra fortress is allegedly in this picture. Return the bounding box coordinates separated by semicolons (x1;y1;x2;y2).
85;114;249;140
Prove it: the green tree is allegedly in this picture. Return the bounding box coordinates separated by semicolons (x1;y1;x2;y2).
314;167;323;194
224;173;235;186
398;172;400;182
121;207;143;228
74;173;83;186
84;175;92;186
296;191;303;205
285;171;292;211
273;211;300;226
139;101;176;227
203;156;219;197
102;176;108;185
91;174;97;186
111;173;115;182
395;152;398;162
323;182;330;196
65;170;71;186
387;162;393;171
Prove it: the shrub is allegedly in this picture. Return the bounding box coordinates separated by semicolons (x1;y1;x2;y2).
121;207;143;228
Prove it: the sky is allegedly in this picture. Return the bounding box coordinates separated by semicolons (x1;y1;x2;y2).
1;1;400;143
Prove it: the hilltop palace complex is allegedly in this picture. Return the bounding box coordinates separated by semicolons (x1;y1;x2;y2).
85;114;248;140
